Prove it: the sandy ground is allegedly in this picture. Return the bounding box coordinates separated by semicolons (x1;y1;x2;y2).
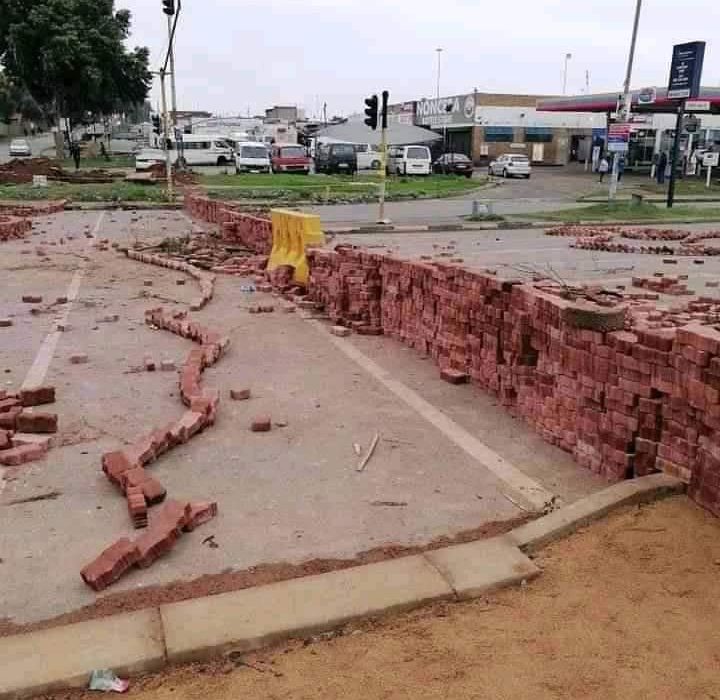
39;496;720;700
0;209;604;628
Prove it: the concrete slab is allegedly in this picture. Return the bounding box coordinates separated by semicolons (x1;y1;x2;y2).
0;609;165;700
160;555;453;664
424;536;540;600
509;473;685;553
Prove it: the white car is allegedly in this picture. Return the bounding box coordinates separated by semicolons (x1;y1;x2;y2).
386;145;432;176
488;154;531;179
234;142;271;174
9;138;32;157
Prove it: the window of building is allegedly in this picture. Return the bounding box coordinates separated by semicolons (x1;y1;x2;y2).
525;127;553;143
484;126;514;143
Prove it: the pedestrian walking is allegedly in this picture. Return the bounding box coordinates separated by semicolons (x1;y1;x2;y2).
71;142;81;170
617;156;626;183
598;155;609;183
657;152;668;185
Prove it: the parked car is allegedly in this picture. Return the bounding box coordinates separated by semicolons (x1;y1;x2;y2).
386;145;432;176
488;154;531;179
315;142;357;175
433;153;474;178
234;142;271;174
271;144;311;174
355;143;383;171
135;135;234;170
9;138;31;157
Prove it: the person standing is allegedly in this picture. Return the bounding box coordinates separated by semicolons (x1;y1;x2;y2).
617;156;626;183
71;142;81;170
657;152;668;185
598;155;609;183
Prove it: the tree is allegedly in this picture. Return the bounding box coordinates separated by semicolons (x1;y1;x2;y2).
0;0;151;154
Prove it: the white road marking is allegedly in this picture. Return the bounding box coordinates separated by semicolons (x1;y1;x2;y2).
0;212;105;497
21;211;105;391
313;321;555;512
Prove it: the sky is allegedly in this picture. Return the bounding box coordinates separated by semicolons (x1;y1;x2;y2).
120;0;720;118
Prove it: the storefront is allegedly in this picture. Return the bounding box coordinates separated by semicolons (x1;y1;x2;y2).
414;94;476;159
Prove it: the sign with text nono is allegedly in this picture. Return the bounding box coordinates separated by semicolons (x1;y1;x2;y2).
668;41;706;100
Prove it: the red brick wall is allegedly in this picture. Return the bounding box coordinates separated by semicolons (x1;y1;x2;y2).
307;247;720;516
0;215;31;242
184;190;272;255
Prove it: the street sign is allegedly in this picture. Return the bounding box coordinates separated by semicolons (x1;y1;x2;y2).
683;116;700;133
685;100;711;112
607;123;631;153
668;41;706;100
703;152;720;167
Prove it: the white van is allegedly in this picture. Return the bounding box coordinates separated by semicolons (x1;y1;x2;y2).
234;142;271;174
386;145;432;176
135;134;234;170
355;143;383;171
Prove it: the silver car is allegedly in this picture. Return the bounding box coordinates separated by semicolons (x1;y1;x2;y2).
488;154;531;179
9;138;32;157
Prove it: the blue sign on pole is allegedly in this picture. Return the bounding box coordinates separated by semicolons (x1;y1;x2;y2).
668;41;706;100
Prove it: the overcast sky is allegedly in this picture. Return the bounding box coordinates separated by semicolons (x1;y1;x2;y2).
120;0;720;118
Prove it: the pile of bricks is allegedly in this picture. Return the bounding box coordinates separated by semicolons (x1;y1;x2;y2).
0;200;66;217
631;274;692;296
0;215;32;242
548;224;720;257
184;190;272;255
0;386;58;466
304;246;720;514
81;307;225;591
125;249;215;311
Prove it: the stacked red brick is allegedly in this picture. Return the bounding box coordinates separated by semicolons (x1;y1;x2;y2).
184;189;272;255
0;215;31;242
304;247;720;515
0;386;58;465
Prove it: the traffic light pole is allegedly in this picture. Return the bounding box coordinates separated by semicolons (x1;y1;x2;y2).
159;69;174;200
167;14;178;126
378;124;388;223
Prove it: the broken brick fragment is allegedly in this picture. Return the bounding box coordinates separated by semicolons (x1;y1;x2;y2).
440;368;470;385
251;416;272;432
183;501;218;532
230;388;251;401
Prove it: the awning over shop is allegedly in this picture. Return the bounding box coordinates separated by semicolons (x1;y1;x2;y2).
538;87;720;114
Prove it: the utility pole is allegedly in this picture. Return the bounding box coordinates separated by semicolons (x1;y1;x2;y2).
667;102;685;208
609;0;642;201
563;53;572;95
167;14;178;126
435;48;443;99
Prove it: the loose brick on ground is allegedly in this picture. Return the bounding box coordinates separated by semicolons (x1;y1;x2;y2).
16;411;58;434
19;385;55;407
230;388;251;401
251;416;272;432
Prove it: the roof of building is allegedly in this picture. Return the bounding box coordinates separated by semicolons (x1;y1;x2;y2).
314;121;441;146
538;87;720;114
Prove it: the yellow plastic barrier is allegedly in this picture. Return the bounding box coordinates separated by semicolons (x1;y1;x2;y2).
268;209;325;285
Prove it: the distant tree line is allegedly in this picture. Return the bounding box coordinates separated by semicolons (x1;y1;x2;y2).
0;0;151;129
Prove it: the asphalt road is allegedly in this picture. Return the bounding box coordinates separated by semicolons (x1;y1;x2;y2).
0;133;55;163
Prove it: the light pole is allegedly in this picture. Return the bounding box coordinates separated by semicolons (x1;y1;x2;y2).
167;14;178;126
436;48;443;99
609;0;642;201
563;53;572;95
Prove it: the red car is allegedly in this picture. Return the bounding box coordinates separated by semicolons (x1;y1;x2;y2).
271;144;311;174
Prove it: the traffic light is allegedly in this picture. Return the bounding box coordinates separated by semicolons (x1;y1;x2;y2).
152;114;161;134
381;90;389;130
162;0;175;16
364;95;378;131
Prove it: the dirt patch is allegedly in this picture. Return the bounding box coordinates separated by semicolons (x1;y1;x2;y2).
35;496;720;700
0;513;533;638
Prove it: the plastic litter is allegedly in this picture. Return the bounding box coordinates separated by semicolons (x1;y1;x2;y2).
88;670;129;693
239;285;256;293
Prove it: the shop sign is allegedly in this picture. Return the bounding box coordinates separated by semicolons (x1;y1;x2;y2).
668;41;706;100
416;94;476;128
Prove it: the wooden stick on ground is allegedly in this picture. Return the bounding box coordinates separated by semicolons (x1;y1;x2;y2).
357;433;380;472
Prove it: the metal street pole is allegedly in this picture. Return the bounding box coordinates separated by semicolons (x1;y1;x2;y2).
167;14;178;125
378;124;387;223
159;69;174;200
609;0;642;201
436;48;443;99
667;102;685;208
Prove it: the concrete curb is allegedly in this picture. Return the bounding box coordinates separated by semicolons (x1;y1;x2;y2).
63;202;184;211
0;474;685;699
509;473;685;553
326;221;551;235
